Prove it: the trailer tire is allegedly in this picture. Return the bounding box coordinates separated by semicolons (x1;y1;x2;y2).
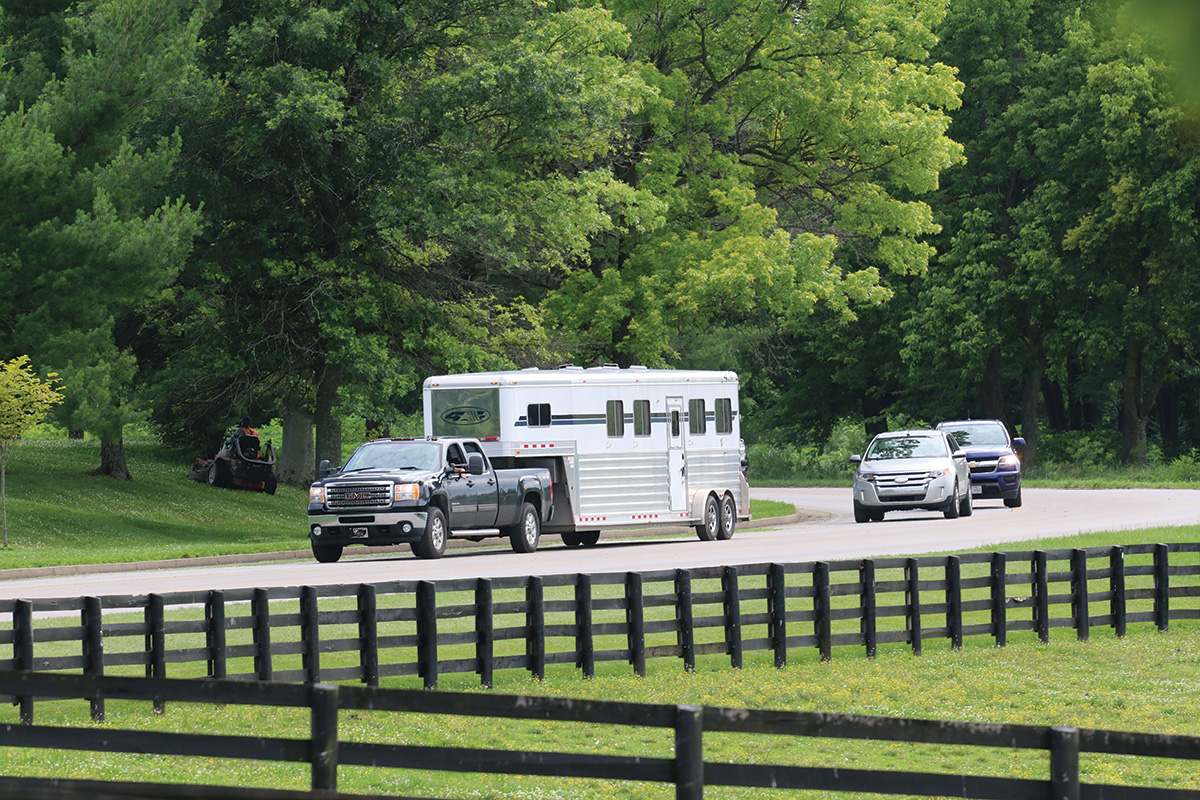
562;532;582;547
717;494;736;540
508;502;541;554
579;530;600;547
696;494;719;541
414;507;448;559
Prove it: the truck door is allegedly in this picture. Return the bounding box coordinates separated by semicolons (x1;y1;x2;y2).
463;441;500;527
667;396;687;511
445;443;483;527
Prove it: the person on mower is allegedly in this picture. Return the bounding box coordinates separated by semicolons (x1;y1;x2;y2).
217;415;259;460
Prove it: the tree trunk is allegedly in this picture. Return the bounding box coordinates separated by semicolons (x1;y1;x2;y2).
976;346;1006;420
314;365;343;473
1019;361;1042;466
95;435;133;480
277;406;315;486
2;444;8;547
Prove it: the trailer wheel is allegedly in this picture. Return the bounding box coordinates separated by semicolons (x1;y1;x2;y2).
562;532;582;547
717;494;736;540
696;494;719;541
508;502;541;554
414;507;448;559
579;530;600;547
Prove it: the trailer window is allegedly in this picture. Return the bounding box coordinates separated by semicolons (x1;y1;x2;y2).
527;403;551;427
716;398;733;434
689;399;706;434
634;400;651;437
606;400;625;437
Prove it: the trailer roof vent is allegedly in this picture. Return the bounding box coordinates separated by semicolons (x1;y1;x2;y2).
558;364;584;370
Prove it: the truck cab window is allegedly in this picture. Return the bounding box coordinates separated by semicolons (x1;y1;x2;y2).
527;403;551;427
447;444;466;468
607;400;625;437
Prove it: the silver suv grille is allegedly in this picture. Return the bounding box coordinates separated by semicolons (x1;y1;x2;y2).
875;471;932;490
326;482;392;510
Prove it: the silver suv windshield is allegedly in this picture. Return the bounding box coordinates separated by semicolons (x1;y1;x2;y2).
865;435;947;460
342;441;441;472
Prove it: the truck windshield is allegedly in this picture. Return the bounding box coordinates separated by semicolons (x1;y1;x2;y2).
943;424;1007;447
343;441;442;472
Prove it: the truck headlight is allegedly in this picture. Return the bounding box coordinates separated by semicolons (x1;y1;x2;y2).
394;483;420;501
310;486;326;504
998;454;1020;469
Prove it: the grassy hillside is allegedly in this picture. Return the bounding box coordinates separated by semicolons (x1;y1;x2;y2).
0;438;796;570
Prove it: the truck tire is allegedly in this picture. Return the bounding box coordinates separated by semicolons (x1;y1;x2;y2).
312;542;343;563
853;500;871;523
943;482;961;519
696;494;719;541
414;507;448;559
717;494;736;540
508;502;541;554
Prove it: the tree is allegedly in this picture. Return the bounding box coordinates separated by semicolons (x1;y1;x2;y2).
544;0;963;368
0;0;207;478
0;355;63;546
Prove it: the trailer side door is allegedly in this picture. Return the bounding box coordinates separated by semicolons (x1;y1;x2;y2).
667;396;687;511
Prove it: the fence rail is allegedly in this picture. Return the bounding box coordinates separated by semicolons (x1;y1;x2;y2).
2;669;1200;799
1;543;1198;726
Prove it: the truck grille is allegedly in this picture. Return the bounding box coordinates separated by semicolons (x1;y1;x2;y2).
326;482;392;510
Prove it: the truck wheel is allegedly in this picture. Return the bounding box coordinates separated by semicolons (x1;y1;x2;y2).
943;482;961;519
959;487;973;517
206;460;230;488
312;542;343;563
414;507;448;559
509;502;541;554
717;494;736;540
696;494;719;541
1004;487;1023;508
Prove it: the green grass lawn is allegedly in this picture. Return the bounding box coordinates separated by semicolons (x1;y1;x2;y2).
0;439;795;570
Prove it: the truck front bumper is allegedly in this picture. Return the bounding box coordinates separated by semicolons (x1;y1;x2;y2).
309;510;428;546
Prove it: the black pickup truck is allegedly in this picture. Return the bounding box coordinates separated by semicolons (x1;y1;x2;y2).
307;437;553;562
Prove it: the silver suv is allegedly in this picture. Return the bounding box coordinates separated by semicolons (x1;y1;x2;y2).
850;430;972;523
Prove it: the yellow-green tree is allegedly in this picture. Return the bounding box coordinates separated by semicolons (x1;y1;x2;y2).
0;356;64;547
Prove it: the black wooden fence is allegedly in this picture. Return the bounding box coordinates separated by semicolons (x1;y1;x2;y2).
3;669;1200;799
1;543;1198;726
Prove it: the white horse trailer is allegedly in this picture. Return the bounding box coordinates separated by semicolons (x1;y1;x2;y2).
423;366;751;545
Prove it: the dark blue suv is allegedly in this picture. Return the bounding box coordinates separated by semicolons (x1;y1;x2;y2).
935;420;1025;508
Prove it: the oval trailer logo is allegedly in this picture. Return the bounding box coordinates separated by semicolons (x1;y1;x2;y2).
441;407;491;425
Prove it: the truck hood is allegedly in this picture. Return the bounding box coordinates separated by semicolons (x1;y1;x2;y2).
316;467;441;486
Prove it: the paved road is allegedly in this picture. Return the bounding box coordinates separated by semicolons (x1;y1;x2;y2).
2;487;1198;601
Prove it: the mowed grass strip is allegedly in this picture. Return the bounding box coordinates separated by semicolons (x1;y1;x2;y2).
1;625;1198;799
0;438;794;570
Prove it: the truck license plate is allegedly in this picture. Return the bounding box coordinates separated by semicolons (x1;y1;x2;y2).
350;527;369;539
971;485;982;495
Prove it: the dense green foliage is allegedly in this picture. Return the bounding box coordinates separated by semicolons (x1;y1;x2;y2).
1;0;1198;480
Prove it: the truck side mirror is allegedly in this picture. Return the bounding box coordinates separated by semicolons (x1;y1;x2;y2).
467;453;486;475
319;459;333;478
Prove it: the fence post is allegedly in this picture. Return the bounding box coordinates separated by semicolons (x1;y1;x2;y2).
14;599;33;724
528;576;546;681
626;572;646;678
860;559;877;659
1071;550;1089;641
576;574;594;679
768;563;787;668
301;586;321;684
1110;547;1126;638
674;705;704;800
206;590;227;679
814;562;831;662
990;552;1007;648
417;581;438;689
357;584;378;687
310;683;340;792
946;556;962;650
476;578;494;688
906;559;922;656
83;596;104;722
1154;543;1170;632
723;566;742;670
146;593;166;714
253;588;273;681
1034;551;1050;644
676;569;695;673
1049;725;1080;800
